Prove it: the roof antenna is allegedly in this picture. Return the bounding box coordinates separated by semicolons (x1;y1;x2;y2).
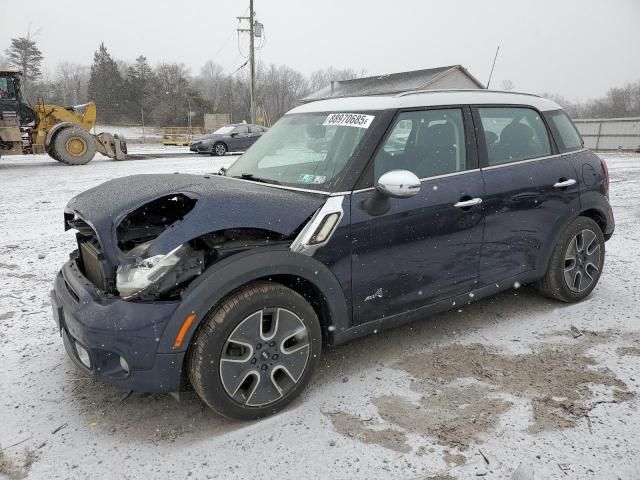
486;46;500;89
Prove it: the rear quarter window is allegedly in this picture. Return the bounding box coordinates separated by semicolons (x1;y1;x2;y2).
545;110;584;152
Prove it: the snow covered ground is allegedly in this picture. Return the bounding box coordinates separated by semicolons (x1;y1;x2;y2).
1;148;639;479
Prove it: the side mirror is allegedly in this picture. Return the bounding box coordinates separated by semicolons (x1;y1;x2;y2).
230;132;238;137
361;170;421;217
376;170;421;198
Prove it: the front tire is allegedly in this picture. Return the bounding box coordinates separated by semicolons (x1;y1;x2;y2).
536;216;605;302
211;142;227;156
51;127;96;165
189;282;322;420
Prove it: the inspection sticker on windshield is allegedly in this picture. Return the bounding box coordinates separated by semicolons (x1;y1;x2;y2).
323;113;375;129
298;174;326;184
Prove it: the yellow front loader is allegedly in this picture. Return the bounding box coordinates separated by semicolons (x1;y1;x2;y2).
0;69;127;165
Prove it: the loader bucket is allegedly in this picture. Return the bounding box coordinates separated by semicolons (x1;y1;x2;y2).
94;132;127;160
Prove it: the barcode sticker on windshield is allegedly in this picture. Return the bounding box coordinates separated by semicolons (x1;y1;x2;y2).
323;113;375;129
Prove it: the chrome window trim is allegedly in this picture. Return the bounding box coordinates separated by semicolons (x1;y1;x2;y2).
220;149;587;197
220;175;331;195
481;149;587;171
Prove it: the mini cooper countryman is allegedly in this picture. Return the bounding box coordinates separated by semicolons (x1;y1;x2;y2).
51;90;614;419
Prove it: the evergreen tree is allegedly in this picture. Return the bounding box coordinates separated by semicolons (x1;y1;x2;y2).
87;43;124;124
4;34;44;98
123;55;155;122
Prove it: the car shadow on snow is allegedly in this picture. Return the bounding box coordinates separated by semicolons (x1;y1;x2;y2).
62;286;571;442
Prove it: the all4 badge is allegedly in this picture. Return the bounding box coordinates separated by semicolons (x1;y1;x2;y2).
364;288;384;302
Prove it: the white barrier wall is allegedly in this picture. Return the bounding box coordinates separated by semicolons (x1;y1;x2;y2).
573;117;640;151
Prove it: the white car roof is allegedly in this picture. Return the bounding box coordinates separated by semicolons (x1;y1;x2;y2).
288;89;562;114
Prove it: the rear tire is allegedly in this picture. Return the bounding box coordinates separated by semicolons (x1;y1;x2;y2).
536;216;605;302
46;131;63;162
189;282;322;420
211;142;227;156
51;127;96;165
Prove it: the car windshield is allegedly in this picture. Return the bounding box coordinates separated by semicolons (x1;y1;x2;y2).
225;112;378;190
214;126;235;134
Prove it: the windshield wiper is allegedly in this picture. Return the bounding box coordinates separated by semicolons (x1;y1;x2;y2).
233;173;281;185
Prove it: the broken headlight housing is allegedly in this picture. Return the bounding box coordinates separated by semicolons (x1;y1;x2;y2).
116;242;204;299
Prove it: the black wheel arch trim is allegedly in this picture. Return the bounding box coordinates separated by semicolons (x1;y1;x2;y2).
157;246;349;354
539;193;612;276
578;191;614;237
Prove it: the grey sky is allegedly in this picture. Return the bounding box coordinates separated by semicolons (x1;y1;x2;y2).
2;0;638;101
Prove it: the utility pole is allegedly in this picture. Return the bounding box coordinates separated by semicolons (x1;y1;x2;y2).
249;0;255;124
238;0;258;124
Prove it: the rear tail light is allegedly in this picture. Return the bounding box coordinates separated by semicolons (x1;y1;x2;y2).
600;158;609;197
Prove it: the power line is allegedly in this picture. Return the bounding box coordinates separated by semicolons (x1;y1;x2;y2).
209;7;249;63
222;59;249;81
211;28;238;61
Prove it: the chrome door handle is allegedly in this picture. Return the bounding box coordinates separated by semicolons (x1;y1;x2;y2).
553;179;576;188
454;198;483;208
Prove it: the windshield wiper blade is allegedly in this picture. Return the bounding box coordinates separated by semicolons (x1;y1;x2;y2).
233;173;281;185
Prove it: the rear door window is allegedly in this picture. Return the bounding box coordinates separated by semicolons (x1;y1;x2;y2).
478;107;551;166
374;108;467;180
232;126;249;134
545;110;583;152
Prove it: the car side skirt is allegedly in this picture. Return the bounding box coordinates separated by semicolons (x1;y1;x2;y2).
332;269;545;346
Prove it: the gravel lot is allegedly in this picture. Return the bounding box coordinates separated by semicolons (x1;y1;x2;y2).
1;148;639;480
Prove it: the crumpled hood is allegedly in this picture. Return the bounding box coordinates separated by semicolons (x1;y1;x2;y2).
66;173;327;266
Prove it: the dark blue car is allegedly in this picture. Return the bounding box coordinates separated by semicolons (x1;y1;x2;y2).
51;90;614;420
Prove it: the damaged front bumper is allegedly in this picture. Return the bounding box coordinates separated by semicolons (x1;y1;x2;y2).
51;258;185;392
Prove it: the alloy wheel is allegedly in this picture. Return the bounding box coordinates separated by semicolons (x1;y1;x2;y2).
564;228;601;292
219;308;310;407
215;143;226;156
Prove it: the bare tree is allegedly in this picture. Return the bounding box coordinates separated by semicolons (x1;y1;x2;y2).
56;62;89;105
259;63;310;120
308;67;367;93
149;62;203;126
193;60;225;111
501;79;515;91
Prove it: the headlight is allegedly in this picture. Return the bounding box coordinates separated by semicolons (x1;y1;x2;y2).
116;243;204;298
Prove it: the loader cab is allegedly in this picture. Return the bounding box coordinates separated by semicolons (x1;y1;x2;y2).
0;73;18;100
0;69;34;126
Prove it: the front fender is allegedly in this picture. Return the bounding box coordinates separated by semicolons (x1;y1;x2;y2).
44;122;77;148
157;246;350;354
